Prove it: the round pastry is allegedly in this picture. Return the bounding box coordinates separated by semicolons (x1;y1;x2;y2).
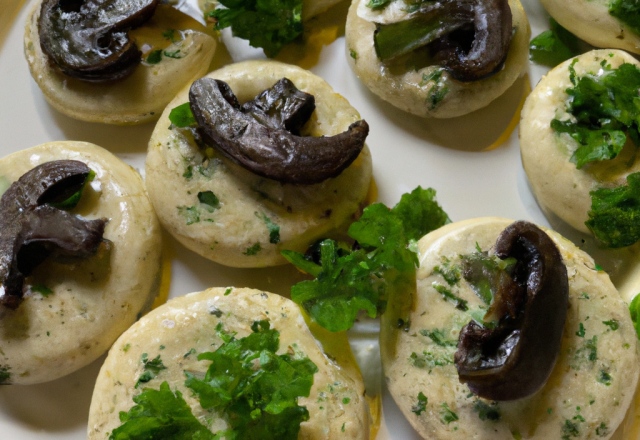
382;217;640;440
145;60;373;268
520;49;640;242
345;0;530;118
0;141;162;385
24;1;217;125
87;287;370;439
540;0;640;55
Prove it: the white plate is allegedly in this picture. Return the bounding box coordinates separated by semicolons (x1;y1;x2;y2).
0;0;637;439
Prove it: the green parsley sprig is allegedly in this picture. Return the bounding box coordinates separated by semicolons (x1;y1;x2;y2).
282;187;450;332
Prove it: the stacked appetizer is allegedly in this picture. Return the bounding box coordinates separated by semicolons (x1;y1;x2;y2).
0;142;162;385
145;60;372;267
24;0;216;124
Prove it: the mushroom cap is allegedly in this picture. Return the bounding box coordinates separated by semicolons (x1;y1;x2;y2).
345;0;530;118
145;60;373;268
88;287;369;439
0;141;162;384
381;217;639;440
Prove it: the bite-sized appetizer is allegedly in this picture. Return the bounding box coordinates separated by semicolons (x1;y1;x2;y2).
540;0;640;55
382;217;639;439
24;0;216;125
145;60;372;268
88;287;370;440
520;49;640;248
345;0;530;118
199;0;343;56
0;141;162;385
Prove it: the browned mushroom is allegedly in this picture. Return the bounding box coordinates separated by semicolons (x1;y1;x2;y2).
188;78;369;185
0;161;107;309
38;0;159;82
373;0;513;82
431;0;513;81
454;221;569;400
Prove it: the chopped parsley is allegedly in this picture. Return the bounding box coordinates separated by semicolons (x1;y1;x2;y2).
432;257;461;286
135;354;167;389
420;328;457;347
576;323;585;337
551;61;640;169
420;69;449;110
440;402;458;424
597;369;612;386
282;187;449;332
562;418;581;439
410;351;453;370
596;421;609;437
169;103;196;128
177;206;200;225
185;321;317;440
224;287;233;296
529;18;581;66
206;0;304;57
183;348;196;359
603;319;619;331
350;49;358;60
411;392;428;415
244;242;262;256
0;365;10;384
163;49;182;59
257;212;280;244
145;49;163;64
473;400;501;421
630;294;640;340
31;284;53;297
609;0;640;35
432;282;468;310
586;172;640;248
571;336;598;370
198;191;220;212
162;29;178;43
366;0;391;9
460;247;517;306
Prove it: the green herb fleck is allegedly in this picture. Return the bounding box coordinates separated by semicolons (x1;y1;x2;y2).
342;397;351;404
440;402;458;424
432;282;468;311
145;49;163;64
135;353;167;389
586;172;640;248
123;343;131;352
367;0;391;9
162;29;178;43
596;422;609;437
183;348;196;359
0;365;10;384
257;212;280;244
177;206;200;225
224;288;233;296
421;69;449;110
576;323;585;337
420;328;458;347
31;284;53;298
529;18;581;66
603;319;620;331
198;191;220;212
580;292;590;300
244;242;262;256
562;418;580;439
169;103;196;128
183;165;193;179
473;400;500;421
163;49;182;59
547;407;553;414
432;257;461;286
630;294;640;340
609;0;640;36
206;0;304;57
572;336;598;370
410;351;453;370
597;369;612;386
341;422;345;432
350;49;358;60
411;392;428;415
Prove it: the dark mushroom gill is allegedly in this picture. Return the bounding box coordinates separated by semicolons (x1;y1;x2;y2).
38;0;160;82
454;221;569;401
188;77;369;185
0;161;107;309
373;0;513;82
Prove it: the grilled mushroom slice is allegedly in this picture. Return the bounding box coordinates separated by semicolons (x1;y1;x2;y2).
38;0;160;82
454;221;569;400
188;77;369;185
0;161;107;309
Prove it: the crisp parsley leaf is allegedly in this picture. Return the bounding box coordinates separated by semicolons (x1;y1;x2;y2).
366;0;392;9
551;62;640;168
207;0;303;57
529;18;581;66
629;294;640;340
169;103;197;128
135;354;167;389
284;186;449;332
110;381;218;440
586;172;640;248
185;321;317;440
610;0;640;36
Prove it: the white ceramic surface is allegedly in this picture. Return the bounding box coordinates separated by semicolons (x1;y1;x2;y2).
0;0;635;439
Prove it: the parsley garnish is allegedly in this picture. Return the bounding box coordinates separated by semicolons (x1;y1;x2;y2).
420;328;457;347
282;187;450;332
31;284;53;297
257;212;280;244
432;282;468;311
630;294;640;340
576;323;585;337
135;353;167;388
145;49;163;65
185;321;317;440
603;319;619;331
244;242;262;256
609;0;640;36
597;369;612;386
529;18;581;66
49;169;95;210
366;0;391;9
198;191;220;212
440;402;458;424
206;0;304;57
0;365;10;384
551;62;640;169
169;103;196;128
586;172;640;248
110;381;217;440
473;400;501;421
177;206;200;225
420;69;449;110
411;392;428;415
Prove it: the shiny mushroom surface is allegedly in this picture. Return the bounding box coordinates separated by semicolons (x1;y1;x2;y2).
38;0;160;82
189;77;369;185
0;161;106;309
454;221;569;400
